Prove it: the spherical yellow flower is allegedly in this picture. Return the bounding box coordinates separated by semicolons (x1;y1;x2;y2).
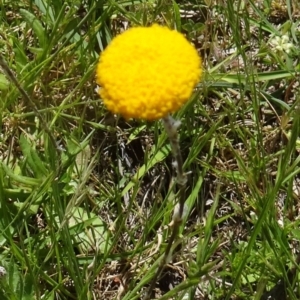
96;24;202;120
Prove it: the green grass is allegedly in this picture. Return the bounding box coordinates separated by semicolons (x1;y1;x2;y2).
0;0;300;299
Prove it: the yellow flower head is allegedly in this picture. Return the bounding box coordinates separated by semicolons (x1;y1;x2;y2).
96;24;202;120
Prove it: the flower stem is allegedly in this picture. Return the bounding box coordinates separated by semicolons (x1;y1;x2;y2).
143;115;187;299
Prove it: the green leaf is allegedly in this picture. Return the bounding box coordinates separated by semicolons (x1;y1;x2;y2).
19;9;48;49
212;70;296;84
11;36;29;71
66;137;88;156
1;163;42;187
19;134;48;178
33;0;55;23
172;0;181;31
127;125;146;144
291;229;300;240
67;207;111;253
13;203;39;215
0;260;22;299
27;46;44;60
0;74;9;90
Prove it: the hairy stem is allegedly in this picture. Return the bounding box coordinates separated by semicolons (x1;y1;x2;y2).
143;115;187;300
